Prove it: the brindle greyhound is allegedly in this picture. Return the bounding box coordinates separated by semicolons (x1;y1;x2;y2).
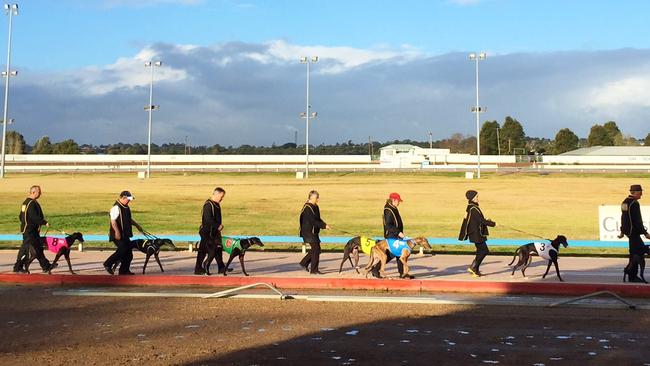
363;237;431;279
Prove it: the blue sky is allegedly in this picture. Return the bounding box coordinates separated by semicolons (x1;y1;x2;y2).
2;0;650;145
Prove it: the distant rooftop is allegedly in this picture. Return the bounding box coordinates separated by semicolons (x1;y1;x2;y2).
379;144;423;152
561;146;650;156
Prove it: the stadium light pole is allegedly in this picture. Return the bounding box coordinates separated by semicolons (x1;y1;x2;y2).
144;60;161;179
469;52;486;178
299;56;318;178
0;3;18;179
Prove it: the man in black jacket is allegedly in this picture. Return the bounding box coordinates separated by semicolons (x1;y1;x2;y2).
299;190;330;274
196;187;227;275
13;185;53;273
458;190;496;277
371;192;407;278
103;191;143;275
619;184;650;282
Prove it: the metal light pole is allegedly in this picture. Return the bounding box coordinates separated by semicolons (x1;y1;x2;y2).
299;56;318;178
144;60;161;178
1;3;18;179
496;126;501;155
469;52;486;178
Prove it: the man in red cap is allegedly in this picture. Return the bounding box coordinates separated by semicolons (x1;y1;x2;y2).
370;192;407;278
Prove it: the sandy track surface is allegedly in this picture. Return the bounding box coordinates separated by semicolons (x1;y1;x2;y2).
1;285;649;366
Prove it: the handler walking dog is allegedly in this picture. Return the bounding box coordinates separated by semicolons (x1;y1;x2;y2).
298;190;331;275
370;192;407;278
197;187;228;275
103;191;144;275
13;186;53;273
619;184;650;283
459;190;496;277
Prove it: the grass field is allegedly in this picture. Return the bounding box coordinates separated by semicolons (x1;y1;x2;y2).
0;172;646;243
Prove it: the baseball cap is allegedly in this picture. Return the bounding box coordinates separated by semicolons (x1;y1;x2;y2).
389;192;403;202
630;184;643;192
120;191;135;200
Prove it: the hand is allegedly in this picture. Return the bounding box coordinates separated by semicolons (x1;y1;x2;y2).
218;224;224;232
45;222;50;227
325;224;332;230
617;232;625;239
398;232;405;239
645;233;650;240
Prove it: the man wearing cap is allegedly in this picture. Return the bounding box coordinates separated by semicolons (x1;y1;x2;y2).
196;187;228;275
13;185;53;273
370;192;406;278
103;191;143;275
619;184;650;283
299;190;331;275
459;190;496;277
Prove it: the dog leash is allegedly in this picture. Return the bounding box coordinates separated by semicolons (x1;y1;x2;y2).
44;226;68;236
329;227;357;236
499;224;551;241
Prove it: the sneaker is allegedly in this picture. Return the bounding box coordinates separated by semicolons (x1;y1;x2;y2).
103;264;115;275
467;267;480;277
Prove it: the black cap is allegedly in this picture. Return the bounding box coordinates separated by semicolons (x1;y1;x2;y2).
465;190;478;201
630;184;643;192
119;191;134;200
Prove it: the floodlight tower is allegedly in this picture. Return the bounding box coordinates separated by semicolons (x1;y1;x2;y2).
1;3;18;179
144;60;161;178
469;52;486;178
299;56;318;178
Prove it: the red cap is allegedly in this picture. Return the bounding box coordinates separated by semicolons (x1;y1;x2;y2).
389;192;403;202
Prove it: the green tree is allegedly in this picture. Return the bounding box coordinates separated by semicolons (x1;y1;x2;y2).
5;130;25;154
587;125;614;146
645;133;650;146
32;136;53;154
499;116;526;154
479;120;500;155
52;139;80;154
603;121;622;143
553;128;579;154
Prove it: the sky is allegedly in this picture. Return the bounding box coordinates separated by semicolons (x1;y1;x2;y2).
3;0;650;146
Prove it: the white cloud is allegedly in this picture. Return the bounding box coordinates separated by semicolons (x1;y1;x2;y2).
72;47;188;95
587;75;650;109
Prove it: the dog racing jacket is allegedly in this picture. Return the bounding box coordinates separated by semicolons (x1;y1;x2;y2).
45;237;70;253
222;236;243;256
387;238;411;257
533;242;556;260
359;236;376;255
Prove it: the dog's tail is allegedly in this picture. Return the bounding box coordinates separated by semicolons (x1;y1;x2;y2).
508;247;520;266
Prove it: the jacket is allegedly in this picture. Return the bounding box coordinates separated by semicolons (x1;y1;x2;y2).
200;199;222;238
299;202;327;244
458;202;495;243
621;196;647;236
19;198;47;235
383;202;403;239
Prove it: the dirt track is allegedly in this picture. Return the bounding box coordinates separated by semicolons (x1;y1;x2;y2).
1;285;649;365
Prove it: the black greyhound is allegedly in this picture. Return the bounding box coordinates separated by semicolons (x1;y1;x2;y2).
25;232;84;275
221;237;264;276
339;236;365;274
112;238;175;274
623;245;650;283
508;235;569;281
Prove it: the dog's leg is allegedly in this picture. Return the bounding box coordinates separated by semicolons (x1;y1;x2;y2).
378;249;388;278
400;250;410;278
223;252;237;276
542;260;553;279
62;248;75;275
143;252;152;275
49;249;63;275
239;254;249;276
24;247;37;274
339;245;351;274
521;254;533;279
352;247;360;274
640;256;647;284
154;251;164;273
553;259;563;282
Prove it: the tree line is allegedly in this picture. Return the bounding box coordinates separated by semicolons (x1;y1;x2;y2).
4;117;650;155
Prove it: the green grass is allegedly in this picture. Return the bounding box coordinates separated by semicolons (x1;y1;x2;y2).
0;172;646;250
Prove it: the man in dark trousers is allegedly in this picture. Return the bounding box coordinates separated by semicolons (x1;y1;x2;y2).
299;190;330;275
459;190;496;277
103;191;143;275
196;187;228;275
13;185;53;273
371;192;407;278
619;184;650;283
